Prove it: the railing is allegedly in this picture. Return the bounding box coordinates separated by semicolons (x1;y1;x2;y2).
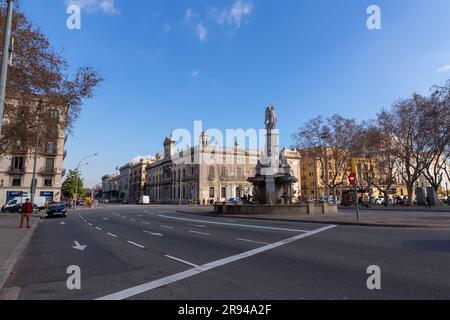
9;166;26;174
40;167;56;175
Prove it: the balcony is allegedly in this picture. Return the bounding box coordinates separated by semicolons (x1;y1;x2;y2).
9;166;26;175
40;167;57;175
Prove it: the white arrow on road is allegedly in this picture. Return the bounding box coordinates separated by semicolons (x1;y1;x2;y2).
72;241;87;251
143;230;163;237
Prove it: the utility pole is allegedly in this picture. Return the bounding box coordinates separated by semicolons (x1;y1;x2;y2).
179;169;182;205
30;99;43;205
0;0;14;135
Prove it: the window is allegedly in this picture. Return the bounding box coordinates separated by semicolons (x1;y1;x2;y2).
45;158;55;172
50;109;60;119
11;157;25;171
209;166;215;177
49;125;58;136
209;187;215;198
12;177;21;187
236;168;242;177
46;142;57;155
44;176;53;187
221;167;227;177
221;187;227;198
236;187;241;197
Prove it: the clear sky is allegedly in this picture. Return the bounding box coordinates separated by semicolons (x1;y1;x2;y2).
19;0;450;187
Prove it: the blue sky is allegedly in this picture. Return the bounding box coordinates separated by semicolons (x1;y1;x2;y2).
19;0;450;187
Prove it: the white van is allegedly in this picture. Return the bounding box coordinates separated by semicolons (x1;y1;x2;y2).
1;196;48;213
139;195;150;205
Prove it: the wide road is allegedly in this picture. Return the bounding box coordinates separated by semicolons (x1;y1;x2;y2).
4;205;450;300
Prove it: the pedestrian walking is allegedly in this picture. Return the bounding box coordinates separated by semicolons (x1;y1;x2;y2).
426;195;431;208
19;199;34;229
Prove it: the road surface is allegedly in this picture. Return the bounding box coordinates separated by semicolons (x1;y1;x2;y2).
4;205;450;300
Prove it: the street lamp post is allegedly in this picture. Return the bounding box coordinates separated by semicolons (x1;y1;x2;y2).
321;131;330;202
0;0;14;135
74;153;98;209
30;99;43;206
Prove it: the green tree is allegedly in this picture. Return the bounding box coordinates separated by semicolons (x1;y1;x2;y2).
62;170;84;199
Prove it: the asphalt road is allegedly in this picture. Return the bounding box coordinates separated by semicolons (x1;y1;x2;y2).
4;205;450;300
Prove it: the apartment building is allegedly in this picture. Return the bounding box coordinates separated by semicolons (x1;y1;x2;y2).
0;99;67;205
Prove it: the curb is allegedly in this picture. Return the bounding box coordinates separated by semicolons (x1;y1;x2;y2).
175;211;450;229
0;216;40;293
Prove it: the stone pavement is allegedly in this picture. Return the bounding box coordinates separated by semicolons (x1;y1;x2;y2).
0;213;40;294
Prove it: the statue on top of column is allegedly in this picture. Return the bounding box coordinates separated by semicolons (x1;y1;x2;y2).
265;104;277;130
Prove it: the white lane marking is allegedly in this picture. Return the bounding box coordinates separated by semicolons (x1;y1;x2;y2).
130;218;136;222
158;214;310;233
121;216;127;219
192;225;207;228
165;255;200;268
160;225;174;229
95;227;102;231
137;215;143;217
142;221;151;225
60;221;66;225
107;233;118;238
236;238;270;245
144;210;149;214
103;218;109;221
88;223;93;226
97;224;337;300
127;241;145;249
189;230;211;236
72;241;87;251
143;230;163;237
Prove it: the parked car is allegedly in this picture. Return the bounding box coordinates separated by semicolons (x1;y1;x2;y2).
46;202;68;218
374;198;385;205
225;198;243;205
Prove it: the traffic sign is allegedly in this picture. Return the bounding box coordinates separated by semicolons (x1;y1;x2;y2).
349;172;356;185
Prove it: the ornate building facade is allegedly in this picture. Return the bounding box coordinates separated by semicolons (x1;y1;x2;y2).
146;132;302;205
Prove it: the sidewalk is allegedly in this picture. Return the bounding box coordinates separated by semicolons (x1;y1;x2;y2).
0;213;40;294
176;206;450;228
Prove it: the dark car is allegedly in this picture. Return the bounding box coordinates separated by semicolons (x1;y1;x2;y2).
46;202;68;218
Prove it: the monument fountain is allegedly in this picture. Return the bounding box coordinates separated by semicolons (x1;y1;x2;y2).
214;105;338;216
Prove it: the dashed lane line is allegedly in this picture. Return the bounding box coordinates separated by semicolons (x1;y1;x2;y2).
236;238;270;245
189;230;211;236
107;233;118;238
164;255;200;268
127;241;145;249
97;224;337;300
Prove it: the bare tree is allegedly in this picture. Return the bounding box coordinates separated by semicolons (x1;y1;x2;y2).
293;115;357;203
422;81;450;193
378;94;436;206
0;2;103;156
